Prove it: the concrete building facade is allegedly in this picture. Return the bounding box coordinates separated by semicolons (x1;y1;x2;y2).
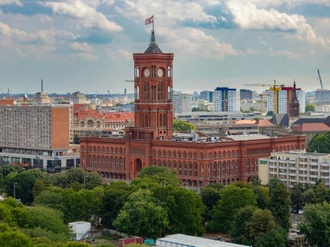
0;105;79;172
173;92;192;114
213;87;240;112
259;151;330;188
266;83;305;115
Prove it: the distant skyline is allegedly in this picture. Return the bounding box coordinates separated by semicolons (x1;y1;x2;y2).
0;0;329;94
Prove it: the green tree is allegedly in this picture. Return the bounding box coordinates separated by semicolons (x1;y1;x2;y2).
231;206;256;244
200;185;222;222
168;187;205;235
0;229;32;247
254;227;286;247
207;185;257;233
27;206;70;237
299;202;330;247
137;165;180;187
253;186;269;209
113;189;168;239
307;132;330;153
290;184;304;211
314;180;329;203
173;120;196;131
268;177;291;232
3;171;36;204
101;181;131;226
305;104;315;112
245;209;277;245
52;172;69;188
302;188;316;206
0;164;25;179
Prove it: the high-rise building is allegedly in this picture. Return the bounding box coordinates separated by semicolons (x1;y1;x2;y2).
173;92;192;114
200;90;213;102
266;82;305;115
240;89;253;100
0;105;79;171
213;87;240;112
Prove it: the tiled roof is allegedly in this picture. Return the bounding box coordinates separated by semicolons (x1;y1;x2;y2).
292;118;326;125
235;120;256;124
103;112;134;122
257;119;275;127
292;123;330;132
75;109;103;120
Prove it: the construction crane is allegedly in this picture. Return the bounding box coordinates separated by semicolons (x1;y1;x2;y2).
244;80;284;89
244;80;284;115
317;69;323;90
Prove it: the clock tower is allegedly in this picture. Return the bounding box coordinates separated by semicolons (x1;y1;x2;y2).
128;29;174;141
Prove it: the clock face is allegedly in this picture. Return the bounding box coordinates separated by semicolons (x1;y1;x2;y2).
144;68;150;77
157;68;164;77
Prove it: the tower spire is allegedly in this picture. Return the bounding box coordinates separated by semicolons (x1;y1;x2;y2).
144;15;162;53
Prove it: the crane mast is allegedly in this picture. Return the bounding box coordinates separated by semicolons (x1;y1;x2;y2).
317;69;323;90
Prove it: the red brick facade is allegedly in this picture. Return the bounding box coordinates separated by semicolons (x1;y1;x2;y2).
52;107;70;149
79;32;306;187
80;135;305;187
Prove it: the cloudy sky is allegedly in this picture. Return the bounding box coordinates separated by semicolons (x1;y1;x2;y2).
0;0;329;94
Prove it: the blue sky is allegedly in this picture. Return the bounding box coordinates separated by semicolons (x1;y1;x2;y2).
0;0;329;94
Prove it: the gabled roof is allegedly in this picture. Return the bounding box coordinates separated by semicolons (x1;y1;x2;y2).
256;119;275;127
103;112;134;122
75;109;103;120
292;122;330;132
293;118;326;126
270;114;289;128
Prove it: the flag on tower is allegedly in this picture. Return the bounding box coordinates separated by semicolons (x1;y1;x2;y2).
145;15;154;25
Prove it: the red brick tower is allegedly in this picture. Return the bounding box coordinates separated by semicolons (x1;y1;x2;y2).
128;28;174;141
289;81;300;116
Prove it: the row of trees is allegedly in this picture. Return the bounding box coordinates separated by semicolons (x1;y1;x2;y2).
200;178;290;246
2;164;330;246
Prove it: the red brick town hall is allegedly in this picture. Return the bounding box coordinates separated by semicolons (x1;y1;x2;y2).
80;29;305;189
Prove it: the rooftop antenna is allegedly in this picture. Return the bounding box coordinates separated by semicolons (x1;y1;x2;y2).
41;79;44;92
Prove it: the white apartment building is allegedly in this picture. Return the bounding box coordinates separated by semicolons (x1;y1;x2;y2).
213;87;240;112
259;151;330;188
0;105;79;172
266;88;305;114
173;92;192;114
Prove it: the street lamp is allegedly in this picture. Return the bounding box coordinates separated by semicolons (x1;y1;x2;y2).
13;182;17;199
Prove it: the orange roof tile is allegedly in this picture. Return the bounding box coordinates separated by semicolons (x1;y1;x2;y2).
257;119;275;127
235;120;256;124
74;109;103;120
104;112;134;122
293;123;330;132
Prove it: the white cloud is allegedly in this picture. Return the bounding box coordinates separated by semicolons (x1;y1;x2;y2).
70;42;93;53
71;52;98;60
107;48;131;60
268;48;300;58
115;0;217;25
40;0;122;31
0;22;76;58
226;1;330;47
160;27;238;59
0;0;22;6
244;0;330;8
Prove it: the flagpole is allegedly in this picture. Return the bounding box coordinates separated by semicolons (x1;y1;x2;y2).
152;15;154;32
